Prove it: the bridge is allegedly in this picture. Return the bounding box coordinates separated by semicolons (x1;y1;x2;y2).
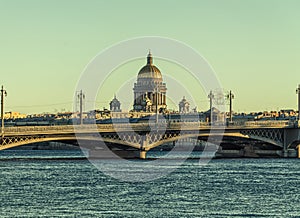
0;120;299;159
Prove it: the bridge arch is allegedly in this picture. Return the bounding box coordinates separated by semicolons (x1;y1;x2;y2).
144;132;283;151
288;140;300;149
0;136;78;150
0;135;140;151
1;124;294;157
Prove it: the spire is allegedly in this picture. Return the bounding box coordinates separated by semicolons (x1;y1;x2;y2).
147;50;153;65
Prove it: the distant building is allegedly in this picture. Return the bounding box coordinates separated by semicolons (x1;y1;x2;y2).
279;109;296;117
109;95;121;112
133;52;167;112
56;112;73;120
178;96;190;113
4;111;26;119
204;107;224;123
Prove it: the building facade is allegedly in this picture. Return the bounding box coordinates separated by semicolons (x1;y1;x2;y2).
133;52;167;112
179;96;190;113
110;95;121;112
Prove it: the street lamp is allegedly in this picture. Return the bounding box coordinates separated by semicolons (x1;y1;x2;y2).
226;90;234;123
208;90;214;124
155;84;159;124
1;85;7;141
297;84;300;121
77;90;85;125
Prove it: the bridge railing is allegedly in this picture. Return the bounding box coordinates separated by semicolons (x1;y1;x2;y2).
2;120;298;134
3;125;75;133
242;120;293;128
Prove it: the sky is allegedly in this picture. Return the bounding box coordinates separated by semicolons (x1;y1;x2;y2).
0;0;299;114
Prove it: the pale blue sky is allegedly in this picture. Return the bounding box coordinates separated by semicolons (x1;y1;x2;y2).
0;0;299;114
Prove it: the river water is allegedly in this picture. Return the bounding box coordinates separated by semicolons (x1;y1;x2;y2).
1;150;300;217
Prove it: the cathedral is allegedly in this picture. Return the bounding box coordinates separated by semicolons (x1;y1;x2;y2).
133;52;167;112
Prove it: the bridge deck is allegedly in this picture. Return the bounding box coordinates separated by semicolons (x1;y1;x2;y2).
2;120;297;136
0;121;299;158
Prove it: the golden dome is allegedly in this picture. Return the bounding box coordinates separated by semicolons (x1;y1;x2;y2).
137;52;162;79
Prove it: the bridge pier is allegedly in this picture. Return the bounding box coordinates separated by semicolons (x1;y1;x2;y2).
140;150;147;159
139;134;149;159
283;128;300;157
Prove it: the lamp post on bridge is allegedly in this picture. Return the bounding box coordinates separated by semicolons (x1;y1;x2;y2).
226;90;234;123
77;90;85;125
297;84;300;121
208;90;214;125
155;85;159;124
1;85;7;142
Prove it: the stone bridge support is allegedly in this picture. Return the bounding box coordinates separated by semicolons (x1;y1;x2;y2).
283;128;300;157
140;134;149;159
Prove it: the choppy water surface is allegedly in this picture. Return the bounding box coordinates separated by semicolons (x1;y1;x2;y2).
1;150;300;217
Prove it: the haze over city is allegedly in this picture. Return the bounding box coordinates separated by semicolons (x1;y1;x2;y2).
0;0;299;114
